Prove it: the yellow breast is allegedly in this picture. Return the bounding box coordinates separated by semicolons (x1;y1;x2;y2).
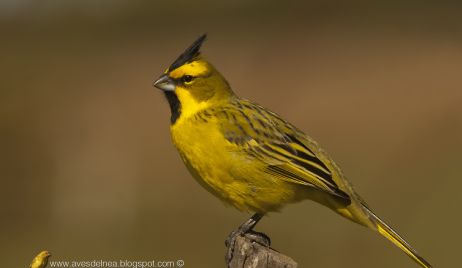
171;115;235;195
170;114;303;213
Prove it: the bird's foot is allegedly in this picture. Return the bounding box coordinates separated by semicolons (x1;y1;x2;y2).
225;228;241;265
245;230;271;247
225;229;271;266
225;213;264;266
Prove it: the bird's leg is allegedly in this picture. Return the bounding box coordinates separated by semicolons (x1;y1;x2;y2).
225;213;265;248
225;213;270;265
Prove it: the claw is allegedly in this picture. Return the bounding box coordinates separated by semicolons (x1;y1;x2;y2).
225;229;243;265
225;213;264;266
245;230;271;247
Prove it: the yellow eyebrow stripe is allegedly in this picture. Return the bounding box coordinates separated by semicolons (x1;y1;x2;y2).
169;60;209;79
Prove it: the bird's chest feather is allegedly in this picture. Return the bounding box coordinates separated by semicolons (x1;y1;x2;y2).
170;118;242;192
168;113;294;213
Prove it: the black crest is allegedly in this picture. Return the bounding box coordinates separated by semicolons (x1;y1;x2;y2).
168;34;207;72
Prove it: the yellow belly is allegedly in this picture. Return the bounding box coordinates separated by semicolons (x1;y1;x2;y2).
170;118;303;213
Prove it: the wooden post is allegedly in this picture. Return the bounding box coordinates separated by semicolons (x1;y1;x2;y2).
227;233;298;268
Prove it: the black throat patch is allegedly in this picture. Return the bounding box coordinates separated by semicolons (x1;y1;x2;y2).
163;91;181;124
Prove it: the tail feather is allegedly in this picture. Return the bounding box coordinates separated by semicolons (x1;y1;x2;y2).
365;207;432;268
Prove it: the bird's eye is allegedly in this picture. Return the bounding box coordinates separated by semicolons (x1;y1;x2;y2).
182;75;194;83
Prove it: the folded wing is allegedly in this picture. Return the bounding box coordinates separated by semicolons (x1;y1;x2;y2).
211;99;351;204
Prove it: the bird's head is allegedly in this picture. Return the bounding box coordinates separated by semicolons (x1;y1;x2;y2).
153;34;234;124
37;251;51;259
30;250;51;268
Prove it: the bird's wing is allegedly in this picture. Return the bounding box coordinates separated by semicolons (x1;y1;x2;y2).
213;100;351;203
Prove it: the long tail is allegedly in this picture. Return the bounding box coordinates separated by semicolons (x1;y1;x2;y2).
364;207;432;268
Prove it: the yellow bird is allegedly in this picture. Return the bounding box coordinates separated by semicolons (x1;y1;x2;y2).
153;34;432;267
29;251;51;268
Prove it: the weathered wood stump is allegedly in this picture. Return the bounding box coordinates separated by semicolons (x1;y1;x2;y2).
227;233;298;268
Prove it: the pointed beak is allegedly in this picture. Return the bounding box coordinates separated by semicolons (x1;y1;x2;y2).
153;75;175;91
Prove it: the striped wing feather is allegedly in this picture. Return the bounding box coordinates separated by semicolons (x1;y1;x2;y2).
208;99;351;203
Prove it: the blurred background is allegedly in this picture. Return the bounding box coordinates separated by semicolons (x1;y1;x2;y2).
1;1;461;267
